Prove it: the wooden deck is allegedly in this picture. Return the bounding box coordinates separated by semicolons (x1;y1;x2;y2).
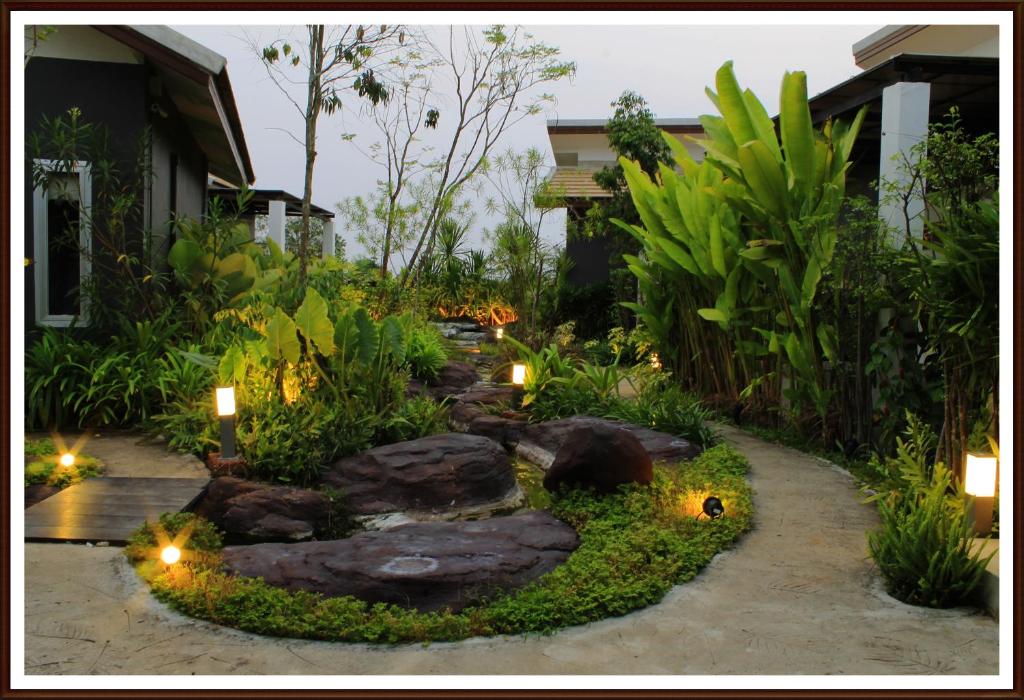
24;477;210;544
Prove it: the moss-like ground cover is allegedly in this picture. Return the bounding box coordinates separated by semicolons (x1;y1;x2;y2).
127;444;753;644
24;437;102;489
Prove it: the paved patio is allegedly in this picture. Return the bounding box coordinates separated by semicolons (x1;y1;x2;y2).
22;425;999;675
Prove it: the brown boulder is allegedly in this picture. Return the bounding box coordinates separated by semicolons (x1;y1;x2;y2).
517;416;702;469
427;361;479;400
220;511;578;612
543;422;653;494
320;433;516;515
194;477;330;542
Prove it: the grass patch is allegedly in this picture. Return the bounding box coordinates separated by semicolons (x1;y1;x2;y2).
24;437;102;489
127;444;752;643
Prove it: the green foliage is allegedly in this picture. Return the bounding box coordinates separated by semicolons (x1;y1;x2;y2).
381;395;450;443
130;446;752;643
125;512;223;565
400;319;449;381
23;439;102;488
617;62;866;442
502;335;577;407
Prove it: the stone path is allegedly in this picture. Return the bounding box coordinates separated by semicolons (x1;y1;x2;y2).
22;424;998;675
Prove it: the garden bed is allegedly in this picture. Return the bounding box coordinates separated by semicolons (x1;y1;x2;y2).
126;444;752;644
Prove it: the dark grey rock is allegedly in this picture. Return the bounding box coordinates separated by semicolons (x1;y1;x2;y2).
220;511;578;612
321;433;516;515
543;422;653;493
194;477;330;542
427;361;479;399
466;413;528;448
516;416;702;469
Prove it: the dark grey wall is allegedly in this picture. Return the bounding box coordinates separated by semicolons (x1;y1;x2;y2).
148;83;208;267
24;57;148;332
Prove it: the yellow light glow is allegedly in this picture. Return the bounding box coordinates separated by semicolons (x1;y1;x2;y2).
59;452;75;468
215;386;236;416
650;353;662;370
160;545;181;565
495;327;504;340
964;453;998;497
511;363;526;385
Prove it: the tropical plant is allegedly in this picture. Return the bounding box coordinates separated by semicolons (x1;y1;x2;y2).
617;62;866;441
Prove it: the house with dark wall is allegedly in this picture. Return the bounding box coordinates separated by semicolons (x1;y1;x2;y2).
24;25;254;330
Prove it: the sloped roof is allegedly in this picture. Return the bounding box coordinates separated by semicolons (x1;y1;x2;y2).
547;167;612;200
547;117;702;135
93;25;255;186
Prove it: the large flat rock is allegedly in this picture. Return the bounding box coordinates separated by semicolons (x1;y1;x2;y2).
194;477;330;542
516;416;702;469
220;511;579;612
320;433;516;515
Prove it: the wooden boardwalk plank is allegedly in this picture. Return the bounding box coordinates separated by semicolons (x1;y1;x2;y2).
24;477;209;544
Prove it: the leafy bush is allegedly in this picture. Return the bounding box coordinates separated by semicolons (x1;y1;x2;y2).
382;396;449;443
129;445;752;643
866;416;995;608
125;512;223;568
402;324;448;382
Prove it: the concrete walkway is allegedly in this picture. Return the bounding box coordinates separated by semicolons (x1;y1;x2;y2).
22;425;998;675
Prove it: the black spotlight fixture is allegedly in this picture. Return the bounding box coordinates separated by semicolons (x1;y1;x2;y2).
702;496;725;519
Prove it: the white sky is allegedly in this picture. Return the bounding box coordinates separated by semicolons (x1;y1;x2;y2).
173;23;882;257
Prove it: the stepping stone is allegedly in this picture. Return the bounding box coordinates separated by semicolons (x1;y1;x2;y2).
220;511;579;612
320;433;516;516
24;477;209;544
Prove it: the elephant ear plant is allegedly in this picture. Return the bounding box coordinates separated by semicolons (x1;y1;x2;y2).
616;61;865;439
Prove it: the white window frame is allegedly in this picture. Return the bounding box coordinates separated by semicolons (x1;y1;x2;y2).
32;159;92;327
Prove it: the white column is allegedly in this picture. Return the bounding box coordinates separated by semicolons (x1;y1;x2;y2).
321;218;335;259
268;199;286;250
878;81;931;241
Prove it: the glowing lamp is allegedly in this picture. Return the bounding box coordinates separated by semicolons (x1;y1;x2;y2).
511;363;526;386
495;327;504;340
965;452;998;536
59;452;75;468
650;353;662;371
215;386;236;416
702;496;724;519
965;453;998;497
215;387;237;459
160;545;181;565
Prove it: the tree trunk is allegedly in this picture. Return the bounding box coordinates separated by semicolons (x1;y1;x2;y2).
299;25;325;286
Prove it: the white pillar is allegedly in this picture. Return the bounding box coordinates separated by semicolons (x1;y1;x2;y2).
878;82;931;241
268;199;286;250
321;218;335;259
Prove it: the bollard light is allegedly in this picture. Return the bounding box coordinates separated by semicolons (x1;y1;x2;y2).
965;452;998;535
215;386;237;459
160;545;181;565
511;363;526;386
495;327;504;340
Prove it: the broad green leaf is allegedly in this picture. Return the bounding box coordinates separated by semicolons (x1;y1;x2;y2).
709;214;727;278
265;307;301;365
738;140;788;219
653;237;700;276
817;323;839;362
697;308;728;323
294;288;336;356
379;316;405;363
168;238;204;274
801;256;823;309
715;61;757;146
742;87;782;162
352;307;378;363
780;70;815;189
218;345;247;384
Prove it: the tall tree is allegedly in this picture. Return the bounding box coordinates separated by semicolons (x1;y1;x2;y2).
399;25;575;288
588;91;673;325
257;24;403;283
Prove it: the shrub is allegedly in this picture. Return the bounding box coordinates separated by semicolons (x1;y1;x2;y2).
23;438;102;488
128;445;752;643
866;416;995;608
403;326;448;382
382;396;449;443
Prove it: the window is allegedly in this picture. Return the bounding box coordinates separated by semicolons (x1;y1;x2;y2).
32;160;91;326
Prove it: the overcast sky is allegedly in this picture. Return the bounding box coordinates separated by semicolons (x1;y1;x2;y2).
173;23;882;257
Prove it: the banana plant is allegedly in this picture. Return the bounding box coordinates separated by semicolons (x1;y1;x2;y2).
616;61;866;426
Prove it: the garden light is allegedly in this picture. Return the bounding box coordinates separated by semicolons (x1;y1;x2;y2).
965;452;998;536
59;452;75;468
215;386;237;459
702;496;725;519
160;545;181;565
495;327;504;340
649;352;662;370
511;363;526;386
